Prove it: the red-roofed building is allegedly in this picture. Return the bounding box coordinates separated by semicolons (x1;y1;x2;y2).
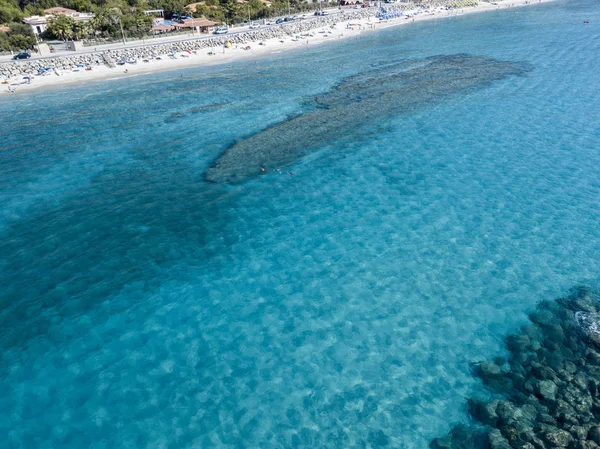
173;17;220;32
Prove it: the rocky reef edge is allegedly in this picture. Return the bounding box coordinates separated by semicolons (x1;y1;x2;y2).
431;287;600;449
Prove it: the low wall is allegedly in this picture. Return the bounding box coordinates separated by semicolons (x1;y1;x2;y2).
0;5;424;79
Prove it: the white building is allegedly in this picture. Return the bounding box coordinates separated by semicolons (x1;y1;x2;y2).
23;7;94;35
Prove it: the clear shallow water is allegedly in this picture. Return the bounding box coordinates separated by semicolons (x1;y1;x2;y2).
2;1;600;447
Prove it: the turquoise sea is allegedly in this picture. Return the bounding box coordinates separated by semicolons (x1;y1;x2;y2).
2;0;600;447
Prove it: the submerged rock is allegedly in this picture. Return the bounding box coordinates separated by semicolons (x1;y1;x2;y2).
588;427;600;445
205;54;532;184
576;312;600;347
488;429;512;449
536;380;558;402
543;428;573;448
430;287;600;449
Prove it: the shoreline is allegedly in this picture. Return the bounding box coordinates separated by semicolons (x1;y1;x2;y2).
0;0;553;95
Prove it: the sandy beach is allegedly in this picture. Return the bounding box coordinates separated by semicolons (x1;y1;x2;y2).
1;0;552;94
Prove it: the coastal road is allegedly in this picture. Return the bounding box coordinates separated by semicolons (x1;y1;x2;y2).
0;9;350;65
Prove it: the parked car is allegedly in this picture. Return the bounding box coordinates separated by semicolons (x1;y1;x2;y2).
12;52;31;60
276;18;284;24
213;27;229;34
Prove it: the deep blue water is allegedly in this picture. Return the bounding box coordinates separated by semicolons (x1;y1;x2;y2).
2;1;600;447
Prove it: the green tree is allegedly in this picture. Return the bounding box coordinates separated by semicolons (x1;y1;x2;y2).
9;22;34;36
0;31;10;51
87;6;122;38
8;32;32;48
0;0;24;23
47;14;75;40
191;3;224;22
219;0;240;23
34;0;60;8
121;12;151;37
23;4;44;16
8;22;35;49
147;0;189;18
68;0;94;12
72;18;90;38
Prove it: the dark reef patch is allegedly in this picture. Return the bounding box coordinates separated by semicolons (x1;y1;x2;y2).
205;54;532;184
431;287;600;449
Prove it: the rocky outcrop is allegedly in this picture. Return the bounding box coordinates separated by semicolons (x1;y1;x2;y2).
431;287;600;449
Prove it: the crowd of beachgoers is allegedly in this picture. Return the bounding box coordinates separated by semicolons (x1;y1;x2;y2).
0;0;549;93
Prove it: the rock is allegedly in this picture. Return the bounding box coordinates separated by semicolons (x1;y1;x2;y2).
496;400;526;425
510;441;537;449
520;430;547;449
546;324;566;344
468;399;499;425
479;360;502;379
430;436;452;449
576;312;600;347
525;380;537;394
568;426;589;440
577;441;600;449
538;413;557;425
536;380;558;402
589;379;598;397
572;288;598;313
543;429;573;447
487;429;512;449
572;393;593;414
430;288;600;449
587;349;600;365
588;426;600;445
555;399;579;425
510;372;527;388
507;334;532;352
530;310;556;327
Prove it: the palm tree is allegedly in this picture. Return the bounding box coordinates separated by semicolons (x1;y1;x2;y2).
72;21;90;40
48;15;75;41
